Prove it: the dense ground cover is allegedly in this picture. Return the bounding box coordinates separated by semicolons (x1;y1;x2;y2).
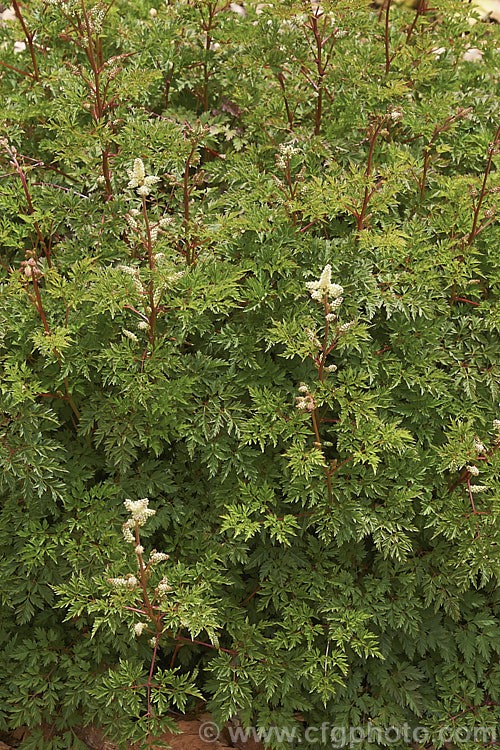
0;0;499;748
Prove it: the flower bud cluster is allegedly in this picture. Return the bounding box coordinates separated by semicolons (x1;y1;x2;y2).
108;574;138;588
89;2;106;32
466;465;479;476
276;142;300;168
122;328;139;343
46;0;79;9
20;257;42;281
158;576;173;595
304;327;321;348
339;321;355;332
122;522;135;543
117;264;143;293
296;384;316;412
149;549;170;564
168;271;185;283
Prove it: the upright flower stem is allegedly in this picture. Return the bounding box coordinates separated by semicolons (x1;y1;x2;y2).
405;0;428;45
147;633;161;718
384;0;392;75
357;117;385;232
31;275;50;335
198;1;230;111
142;195;157;345
11;0;40;81
134;525;161;630
382;0;428;73
5;145;52;266
182;144;198;265
80;2;114;199
317;297;332;382
468;124;500;246
301;8;336;137
58;0;116;199
277;72;294;130
311;406;334;503
418;108;472;205
201;4;214;112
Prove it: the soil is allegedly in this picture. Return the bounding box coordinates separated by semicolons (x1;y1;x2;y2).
0;715;265;750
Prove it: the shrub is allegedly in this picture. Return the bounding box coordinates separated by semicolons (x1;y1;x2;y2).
0;0;499;748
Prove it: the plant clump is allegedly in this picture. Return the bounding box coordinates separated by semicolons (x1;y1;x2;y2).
0;0;499;748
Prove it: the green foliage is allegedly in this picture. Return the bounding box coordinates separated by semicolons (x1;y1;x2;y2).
0;0;499;747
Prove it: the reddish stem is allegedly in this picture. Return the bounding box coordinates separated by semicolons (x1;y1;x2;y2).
141;195;157;345
239;585;261;606
134;524;161;632
357;118;385;232
452;297;480;306
0;59;36;79
384;0;392;75
11;0;40;81
468;124;500;246
405;0;427;44
5;146;52;266
147;633;161;717
277;72;294;130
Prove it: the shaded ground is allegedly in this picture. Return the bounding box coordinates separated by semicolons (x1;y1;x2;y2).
0;714;265;750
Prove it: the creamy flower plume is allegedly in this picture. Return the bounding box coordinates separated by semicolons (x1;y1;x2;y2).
306;265;343;303
127;158;160;196
124;497;156;525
